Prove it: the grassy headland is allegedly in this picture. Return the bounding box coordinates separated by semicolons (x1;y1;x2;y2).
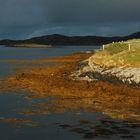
90;39;140;67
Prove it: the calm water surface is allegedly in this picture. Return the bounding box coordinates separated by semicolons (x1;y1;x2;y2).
0;45;139;140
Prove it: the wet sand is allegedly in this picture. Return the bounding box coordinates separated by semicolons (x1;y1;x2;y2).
0;52;140;121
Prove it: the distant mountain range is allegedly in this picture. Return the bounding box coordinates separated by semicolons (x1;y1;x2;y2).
1;32;140;46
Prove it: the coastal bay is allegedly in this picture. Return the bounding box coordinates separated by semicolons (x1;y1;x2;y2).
0;43;139;139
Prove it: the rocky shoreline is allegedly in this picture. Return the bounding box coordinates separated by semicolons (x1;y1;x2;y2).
71;56;140;87
0;52;140;121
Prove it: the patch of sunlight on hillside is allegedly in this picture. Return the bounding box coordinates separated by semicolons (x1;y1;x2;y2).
90;39;140;67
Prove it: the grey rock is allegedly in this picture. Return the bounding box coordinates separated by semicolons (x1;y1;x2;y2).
71;57;140;87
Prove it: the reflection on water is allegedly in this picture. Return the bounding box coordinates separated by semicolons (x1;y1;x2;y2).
0;45;140;140
56;117;140;139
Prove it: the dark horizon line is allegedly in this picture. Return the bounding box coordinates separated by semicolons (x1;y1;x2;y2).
1;30;140;41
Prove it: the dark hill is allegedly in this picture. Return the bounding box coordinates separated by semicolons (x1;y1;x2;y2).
1;32;140;46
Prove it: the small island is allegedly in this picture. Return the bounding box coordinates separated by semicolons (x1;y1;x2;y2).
9;43;52;48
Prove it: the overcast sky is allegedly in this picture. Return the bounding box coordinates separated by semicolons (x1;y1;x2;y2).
0;0;140;39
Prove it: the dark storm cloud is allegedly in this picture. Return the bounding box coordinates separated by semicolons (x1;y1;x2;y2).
44;0;140;24
0;0;47;27
0;0;140;39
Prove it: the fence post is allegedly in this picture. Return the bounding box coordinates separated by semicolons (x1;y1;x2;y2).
102;44;105;50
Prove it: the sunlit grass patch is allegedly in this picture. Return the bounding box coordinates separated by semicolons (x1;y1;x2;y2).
90;39;140;67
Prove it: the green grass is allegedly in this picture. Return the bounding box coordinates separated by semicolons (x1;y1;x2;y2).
90;39;140;67
105;42;128;55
